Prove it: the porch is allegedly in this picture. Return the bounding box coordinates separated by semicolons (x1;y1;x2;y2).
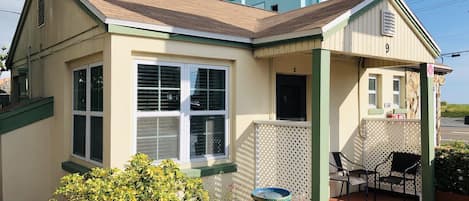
254;119;422;200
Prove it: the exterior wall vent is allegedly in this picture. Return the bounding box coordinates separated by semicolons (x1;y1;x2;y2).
381;10;396;37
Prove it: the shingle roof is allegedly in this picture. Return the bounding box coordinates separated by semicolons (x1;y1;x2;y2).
256;0;364;38
87;0;275;38
86;0;365;39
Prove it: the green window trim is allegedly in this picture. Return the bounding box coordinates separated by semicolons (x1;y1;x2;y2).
0;97;54;135
62;160;237;178
368;108;384;115
393;108;408;114
61;161;91;175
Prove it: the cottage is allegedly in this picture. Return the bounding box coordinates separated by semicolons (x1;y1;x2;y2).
1;0;451;200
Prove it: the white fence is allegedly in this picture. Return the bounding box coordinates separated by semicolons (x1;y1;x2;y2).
254;119;422;199
254;121;312;201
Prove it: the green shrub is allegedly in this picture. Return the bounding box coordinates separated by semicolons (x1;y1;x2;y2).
435;142;469;195
51;153;209;201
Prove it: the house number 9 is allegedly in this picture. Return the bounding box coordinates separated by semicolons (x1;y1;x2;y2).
385;43;390;54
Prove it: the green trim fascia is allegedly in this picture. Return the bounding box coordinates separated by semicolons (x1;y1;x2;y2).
253;34;323;48
107;25;252;49
368;108;384;115
393;0;440;56
190;163;237;178
420;63;435;201
0;97;54;135
393;108;408;114
181;168;202;178
311;49;330;201
5;0;31;68
62;161;91;175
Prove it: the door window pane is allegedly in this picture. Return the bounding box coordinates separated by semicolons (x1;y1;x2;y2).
73;70;86;111
91;66;103;112
190;115;225;159
90;116;103;162
73;115;86;157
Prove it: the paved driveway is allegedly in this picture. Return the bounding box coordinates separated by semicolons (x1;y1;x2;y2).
440;117;469;144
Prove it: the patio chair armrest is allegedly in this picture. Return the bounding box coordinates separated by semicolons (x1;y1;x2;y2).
329;162;350;173
404;161;421;173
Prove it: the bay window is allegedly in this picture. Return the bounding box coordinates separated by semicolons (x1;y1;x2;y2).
72;63;103;163
135;61;229;162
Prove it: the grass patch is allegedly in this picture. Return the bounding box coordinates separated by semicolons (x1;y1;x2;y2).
441;104;469;117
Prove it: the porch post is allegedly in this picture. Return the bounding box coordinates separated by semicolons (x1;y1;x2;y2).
420;63;435;201
312;49;330;201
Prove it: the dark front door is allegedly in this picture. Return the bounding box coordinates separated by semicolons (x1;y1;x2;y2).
276;74;306;121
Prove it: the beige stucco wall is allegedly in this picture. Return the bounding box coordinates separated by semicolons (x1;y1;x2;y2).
107;33;271;200
1;118;53;201
323;0;436;63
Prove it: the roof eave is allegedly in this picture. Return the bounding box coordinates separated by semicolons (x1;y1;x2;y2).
5;0;31;68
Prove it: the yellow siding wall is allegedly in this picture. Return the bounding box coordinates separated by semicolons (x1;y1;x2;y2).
1;118;53;201
6;1;107;200
323;0;436;63
254;39;322;58
13;0;100;63
107;34;271;200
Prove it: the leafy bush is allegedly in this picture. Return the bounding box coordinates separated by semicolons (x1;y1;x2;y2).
51;153;209;201
435;142;469;195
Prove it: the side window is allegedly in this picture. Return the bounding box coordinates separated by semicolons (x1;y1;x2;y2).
72;64;103;163
393;77;402;108
38;0;45;27
368;75;379;108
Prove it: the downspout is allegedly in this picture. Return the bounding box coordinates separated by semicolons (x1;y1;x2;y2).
27;46;32;99
358;57;365;166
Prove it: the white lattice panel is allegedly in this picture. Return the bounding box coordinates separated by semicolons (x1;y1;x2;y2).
255;121;311;201
362;119;422;195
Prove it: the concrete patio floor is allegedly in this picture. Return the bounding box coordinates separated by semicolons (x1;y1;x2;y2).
330;192;419;201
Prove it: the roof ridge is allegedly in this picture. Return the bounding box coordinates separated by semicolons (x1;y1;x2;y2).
220;0;278;15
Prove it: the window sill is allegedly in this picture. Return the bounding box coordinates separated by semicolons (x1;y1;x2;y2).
182;163;237;178
368;108;384;115
62;161;91;174
62;161;237;178
393;108;408;114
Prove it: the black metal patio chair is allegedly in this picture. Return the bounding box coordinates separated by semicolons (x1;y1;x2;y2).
374;152;421;201
329;152;374;201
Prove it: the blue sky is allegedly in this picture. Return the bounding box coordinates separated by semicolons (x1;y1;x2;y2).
0;0;468;103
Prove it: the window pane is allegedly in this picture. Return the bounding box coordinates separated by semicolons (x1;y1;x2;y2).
90;116;103;162
160;66;180;88
191;68;208;89
137;117;179;160
369;94;376;106
73;115;86;157
73;70;86;111
369;78;376;91
209;91;225;110
38;0;45;26
393;94;400;106
160;90;180;111
138;64;159;87
91;66;103;112
138;89;158;111
209;70;225;89
393;79;400;92
191;90;208;110
190;115;225;159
